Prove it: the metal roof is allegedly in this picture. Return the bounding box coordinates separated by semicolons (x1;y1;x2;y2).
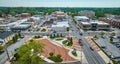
0;31;14;39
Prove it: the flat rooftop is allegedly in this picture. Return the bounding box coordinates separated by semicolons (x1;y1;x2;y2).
81;20;110;25
74;16;89;20
51;20;69;27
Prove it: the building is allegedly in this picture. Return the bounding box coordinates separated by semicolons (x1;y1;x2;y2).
74;16;90;26
99;17;120;29
79;21;111;31
12;24;31;31
0;31;15;45
74;16;89;22
80;10;95;18
0;18;5;23
51;11;66;20
51;20;69;32
19;13;31;18
0;25;11;31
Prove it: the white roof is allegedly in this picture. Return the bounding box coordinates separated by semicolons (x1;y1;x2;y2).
81;20;110;25
74;16;89;20
52;21;69;27
14;24;30;28
7;18;28;26
31;16;40;20
90;21;109;25
81;22;90;25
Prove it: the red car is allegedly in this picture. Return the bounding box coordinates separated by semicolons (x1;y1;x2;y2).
79;39;83;46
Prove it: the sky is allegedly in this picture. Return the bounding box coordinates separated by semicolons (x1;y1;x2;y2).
0;0;120;7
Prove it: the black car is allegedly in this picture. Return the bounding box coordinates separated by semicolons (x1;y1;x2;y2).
90;47;94;51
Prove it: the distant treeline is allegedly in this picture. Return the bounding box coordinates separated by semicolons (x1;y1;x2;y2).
0;7;120;17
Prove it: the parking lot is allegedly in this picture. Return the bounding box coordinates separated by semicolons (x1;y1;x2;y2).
94;37;120;61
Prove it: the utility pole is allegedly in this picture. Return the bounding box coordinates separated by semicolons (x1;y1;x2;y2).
5;44;10;61
81;46;83;64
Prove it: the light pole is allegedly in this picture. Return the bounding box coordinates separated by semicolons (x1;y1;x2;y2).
5;44;10;61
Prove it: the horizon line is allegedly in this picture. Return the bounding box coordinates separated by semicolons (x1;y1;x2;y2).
0;6;120;8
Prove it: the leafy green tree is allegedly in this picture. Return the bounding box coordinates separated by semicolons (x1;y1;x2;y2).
0;10;2;17
15;41;45;64
111;32;115;36
95;11;105;18
0;45;4;51
10;11;16;16
49;52;54;57
100;32;105;36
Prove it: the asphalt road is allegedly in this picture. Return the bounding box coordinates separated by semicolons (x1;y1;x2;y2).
0;35;32;64
69;16;105;64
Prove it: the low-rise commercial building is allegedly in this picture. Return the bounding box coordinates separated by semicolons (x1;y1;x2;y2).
0;18;5;23
99;17;120;28
80;10;95;18
74;16;90;22
51;20;69;32
12;24;31;31
19;13;31;18
79;21;111;31
0;31;15;45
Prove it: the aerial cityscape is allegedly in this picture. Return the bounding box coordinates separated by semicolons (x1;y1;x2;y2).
0;0;120;64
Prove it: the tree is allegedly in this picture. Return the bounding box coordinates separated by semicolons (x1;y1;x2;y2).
14;53;20;60
100;31;105;36
110;37;113;43
18;32;21;38
28;41;45;55
49;52;54;57
15;41;45;64
111;32;115;36
67;27;69;31
60;33;62;37
95;11;105;18
0;10;2;17
0;45;4;51
10;11;16;16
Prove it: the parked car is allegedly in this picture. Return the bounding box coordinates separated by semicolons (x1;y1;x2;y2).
90;47;94;51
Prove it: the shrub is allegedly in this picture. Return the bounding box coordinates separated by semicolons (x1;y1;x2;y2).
62;40;67;45
72;51;77;57
49;52;54;57
48;52;63;62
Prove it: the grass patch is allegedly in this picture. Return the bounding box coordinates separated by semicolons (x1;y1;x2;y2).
56;37;63;41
